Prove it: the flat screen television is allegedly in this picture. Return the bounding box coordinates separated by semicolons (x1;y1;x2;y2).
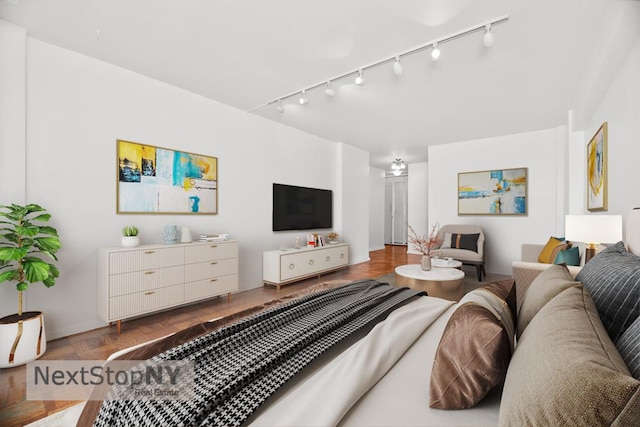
272;183;333;231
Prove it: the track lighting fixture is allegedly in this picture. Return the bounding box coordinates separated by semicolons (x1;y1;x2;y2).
483;24;494;47
324;81;335;97
393;56;402;76
431;42;440;61
248;15;509;113
276;99;284;113
299;90;308;105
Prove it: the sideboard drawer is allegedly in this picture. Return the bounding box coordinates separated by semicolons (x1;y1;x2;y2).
185;241;238;264
185;274;238;302
185;258;237;283
109;247;185;274
109;265;185;297
109;284;184;319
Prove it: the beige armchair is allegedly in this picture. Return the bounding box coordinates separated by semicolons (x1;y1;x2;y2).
435;224;486;281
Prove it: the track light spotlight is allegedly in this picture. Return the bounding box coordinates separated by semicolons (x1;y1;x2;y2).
483;24;494;47
431;42;440;61
299;90;308;105
393;56;402;76
276;99;284;113
355;69;365;86
325;81;335;97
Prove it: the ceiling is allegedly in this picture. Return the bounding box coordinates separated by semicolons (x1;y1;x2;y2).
0;0;620;172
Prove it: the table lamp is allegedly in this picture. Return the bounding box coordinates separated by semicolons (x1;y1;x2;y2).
565;215;623;263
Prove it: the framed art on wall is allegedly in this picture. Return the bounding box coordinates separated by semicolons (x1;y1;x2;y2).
458;167;527;215
587;122;607;212
117;139;218;214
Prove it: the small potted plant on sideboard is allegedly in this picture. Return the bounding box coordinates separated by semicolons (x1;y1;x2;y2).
121;225;140;247
0;203;61;368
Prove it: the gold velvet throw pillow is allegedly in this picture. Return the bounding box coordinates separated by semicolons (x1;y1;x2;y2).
537;237;569;264
429;280;516;409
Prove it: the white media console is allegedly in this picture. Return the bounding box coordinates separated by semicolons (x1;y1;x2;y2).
263;243;349;290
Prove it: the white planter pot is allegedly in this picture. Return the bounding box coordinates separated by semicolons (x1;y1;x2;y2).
0;311;46;368
121;236;140;247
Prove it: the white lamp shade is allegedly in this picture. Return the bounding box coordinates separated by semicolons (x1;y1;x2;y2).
565;215;623;244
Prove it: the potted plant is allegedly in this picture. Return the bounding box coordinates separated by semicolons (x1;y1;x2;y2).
408;223;442;271
0;203;61;368
326;232;339;244
121;225;140;247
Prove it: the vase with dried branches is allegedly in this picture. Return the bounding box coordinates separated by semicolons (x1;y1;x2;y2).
408;223;442;271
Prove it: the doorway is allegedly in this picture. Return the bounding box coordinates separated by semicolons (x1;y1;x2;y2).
384;176;408;245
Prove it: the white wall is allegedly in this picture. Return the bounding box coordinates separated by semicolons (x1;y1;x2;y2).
0;30;369;339
407;162;428;254
428;128;566;274
368;167;385;251
0;20;25;203
578;37;640;224
338;143;370;264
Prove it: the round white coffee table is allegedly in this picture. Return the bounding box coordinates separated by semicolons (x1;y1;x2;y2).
431;258;463;269
395;264;465;301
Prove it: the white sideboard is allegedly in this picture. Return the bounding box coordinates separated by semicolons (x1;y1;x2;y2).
263;243;349;290
98;240;238;334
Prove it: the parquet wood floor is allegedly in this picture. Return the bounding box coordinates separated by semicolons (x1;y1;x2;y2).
0;245;418;427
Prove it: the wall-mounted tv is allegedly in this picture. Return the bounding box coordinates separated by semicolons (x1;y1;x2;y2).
272;183;333;231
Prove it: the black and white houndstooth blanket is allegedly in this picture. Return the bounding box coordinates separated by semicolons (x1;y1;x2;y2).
93;280;424;427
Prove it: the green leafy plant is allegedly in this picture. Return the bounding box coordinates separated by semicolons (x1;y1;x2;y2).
0;204;61;316
122;225;139;237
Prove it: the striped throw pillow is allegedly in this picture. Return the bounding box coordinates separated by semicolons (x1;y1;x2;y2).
617;316;640;380
575;241;640;343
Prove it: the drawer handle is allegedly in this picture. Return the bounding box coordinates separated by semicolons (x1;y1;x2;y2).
210;278;218;282
144;271;155;275
309;260;314;265
144;291;155;296
326;256;330;262
289;263;295;270
340;254;345;259
210;261;218;265
144;251;155;254
210;245;218;248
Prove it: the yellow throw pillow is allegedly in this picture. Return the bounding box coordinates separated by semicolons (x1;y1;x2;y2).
537;237;568;264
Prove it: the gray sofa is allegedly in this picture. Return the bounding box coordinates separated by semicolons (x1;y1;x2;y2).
511;242;584;311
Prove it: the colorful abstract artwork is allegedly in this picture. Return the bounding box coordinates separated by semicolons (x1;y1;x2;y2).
587;122;607;212
117;140;217;214
458;168;527;215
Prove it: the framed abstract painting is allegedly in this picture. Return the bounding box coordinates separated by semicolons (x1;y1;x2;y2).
458;168;527;215
117;140;218;214
587;122;607;212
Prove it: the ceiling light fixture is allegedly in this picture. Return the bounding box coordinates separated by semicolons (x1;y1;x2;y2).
393;56;402;76
299;90;308;105
391;158;406;176
324;81;335;97
431;42;440;61
248;15;509;113
483;24;494;47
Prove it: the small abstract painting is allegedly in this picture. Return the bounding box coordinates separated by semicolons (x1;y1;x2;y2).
117;140;217;214
587;122;607;212
458;168;527;215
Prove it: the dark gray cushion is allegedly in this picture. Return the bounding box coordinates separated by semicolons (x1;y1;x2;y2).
575;241;640;343
617;316;640;380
